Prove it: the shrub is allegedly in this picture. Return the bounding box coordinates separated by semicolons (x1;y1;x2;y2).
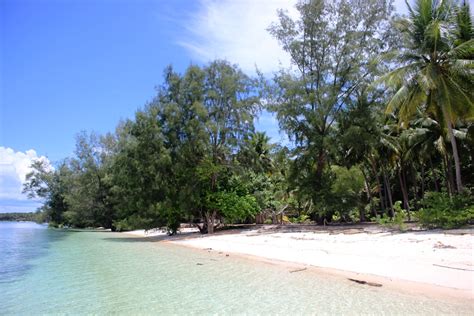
374;201;407;231
290;214;311;224
417;191;474;229
282;215;291;224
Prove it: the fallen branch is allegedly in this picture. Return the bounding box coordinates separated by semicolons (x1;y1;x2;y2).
348;278;382;287
290;267;307;273
433;264;474;271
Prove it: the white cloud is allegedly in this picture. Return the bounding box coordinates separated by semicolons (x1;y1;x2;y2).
178;0;298;74
179;0;409;74
179;0;412;144
0;147;51;201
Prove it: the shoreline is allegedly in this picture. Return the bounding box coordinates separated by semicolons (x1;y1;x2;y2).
167;241;473;302
123;225;474;301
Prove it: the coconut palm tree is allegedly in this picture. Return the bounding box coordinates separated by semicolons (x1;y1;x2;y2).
240;131;274;173
381;0;474;193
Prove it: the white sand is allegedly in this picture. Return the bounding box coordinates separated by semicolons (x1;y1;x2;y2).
176;229;473;292
126;226;474;296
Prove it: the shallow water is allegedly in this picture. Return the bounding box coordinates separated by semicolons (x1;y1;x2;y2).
0;222;472;315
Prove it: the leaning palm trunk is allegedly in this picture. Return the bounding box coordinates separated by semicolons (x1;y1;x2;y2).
442;106;462;193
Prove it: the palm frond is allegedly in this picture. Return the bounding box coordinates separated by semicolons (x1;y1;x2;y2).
448;39;474;59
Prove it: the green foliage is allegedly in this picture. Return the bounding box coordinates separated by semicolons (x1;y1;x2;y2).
22;160;71;225
320;166;365;222
331;166;365;197
209;192;260;223
381;0;474;193
289;214;311;224
113;215;151;232
0;211;46;223
418;191;474;229
374;214;391;225
374;201;408;231
266;0;395;223
392;201;408;231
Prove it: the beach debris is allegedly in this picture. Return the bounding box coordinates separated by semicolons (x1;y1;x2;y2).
433;264;473;271
433;241;456;249
204;248;213;251
196;263;204;266
226;254;229;257
348;278;382;287
289;268;307;273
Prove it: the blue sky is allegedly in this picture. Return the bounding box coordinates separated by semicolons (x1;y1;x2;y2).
0;0;410;212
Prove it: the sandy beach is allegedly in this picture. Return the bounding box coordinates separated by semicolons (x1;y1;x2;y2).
125;225;474;299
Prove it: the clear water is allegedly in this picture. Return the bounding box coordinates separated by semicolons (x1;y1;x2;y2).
1;222;472;315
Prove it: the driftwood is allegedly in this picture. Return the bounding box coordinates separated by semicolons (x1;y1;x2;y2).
289;267;308;273
348;278;382;287
433;264;473;271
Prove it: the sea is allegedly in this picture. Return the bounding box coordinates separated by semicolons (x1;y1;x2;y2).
0;221;472;315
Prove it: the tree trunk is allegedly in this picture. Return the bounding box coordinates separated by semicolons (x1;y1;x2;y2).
359;207;366;223
205;211;216;234
410;166;419;205
379;175;386;212
444;113;463;193
421;164;425;199
398;167;410;212
361;167;374;219
430;159;439;192
370;157;385;212
398;167;411;220
445;155;455;197
383;170;394;217
272;212;278;224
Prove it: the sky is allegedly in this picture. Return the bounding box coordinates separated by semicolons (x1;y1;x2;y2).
0;0;413;212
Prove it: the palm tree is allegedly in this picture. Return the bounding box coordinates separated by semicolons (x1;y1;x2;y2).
240;131;274;173
381;0;474;193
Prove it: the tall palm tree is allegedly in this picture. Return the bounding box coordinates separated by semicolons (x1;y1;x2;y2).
381;0;474;193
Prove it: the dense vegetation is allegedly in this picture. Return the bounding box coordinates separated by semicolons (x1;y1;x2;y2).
23;0;473;233
0;212;46;223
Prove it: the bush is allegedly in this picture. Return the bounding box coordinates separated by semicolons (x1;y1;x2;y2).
290;214;311;224
373;201;407;231
282;215;291;224
417;191;474;229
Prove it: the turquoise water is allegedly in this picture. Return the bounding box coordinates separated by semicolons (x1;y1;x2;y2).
1;222;472;315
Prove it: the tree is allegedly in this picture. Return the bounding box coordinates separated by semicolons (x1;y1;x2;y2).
23;159;71;225
267;0;395;222
381;0;474;193
238;131;274;173
63;132;116;229
109;61;260;234
109;108;175;232
191;60;260;233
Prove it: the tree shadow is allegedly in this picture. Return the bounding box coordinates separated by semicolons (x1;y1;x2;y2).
102;231;202;243
101;223;474;243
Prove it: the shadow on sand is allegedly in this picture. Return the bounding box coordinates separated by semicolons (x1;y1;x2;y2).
101;223;473;243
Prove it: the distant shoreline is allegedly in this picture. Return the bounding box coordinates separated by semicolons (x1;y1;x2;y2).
124;225;474;301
